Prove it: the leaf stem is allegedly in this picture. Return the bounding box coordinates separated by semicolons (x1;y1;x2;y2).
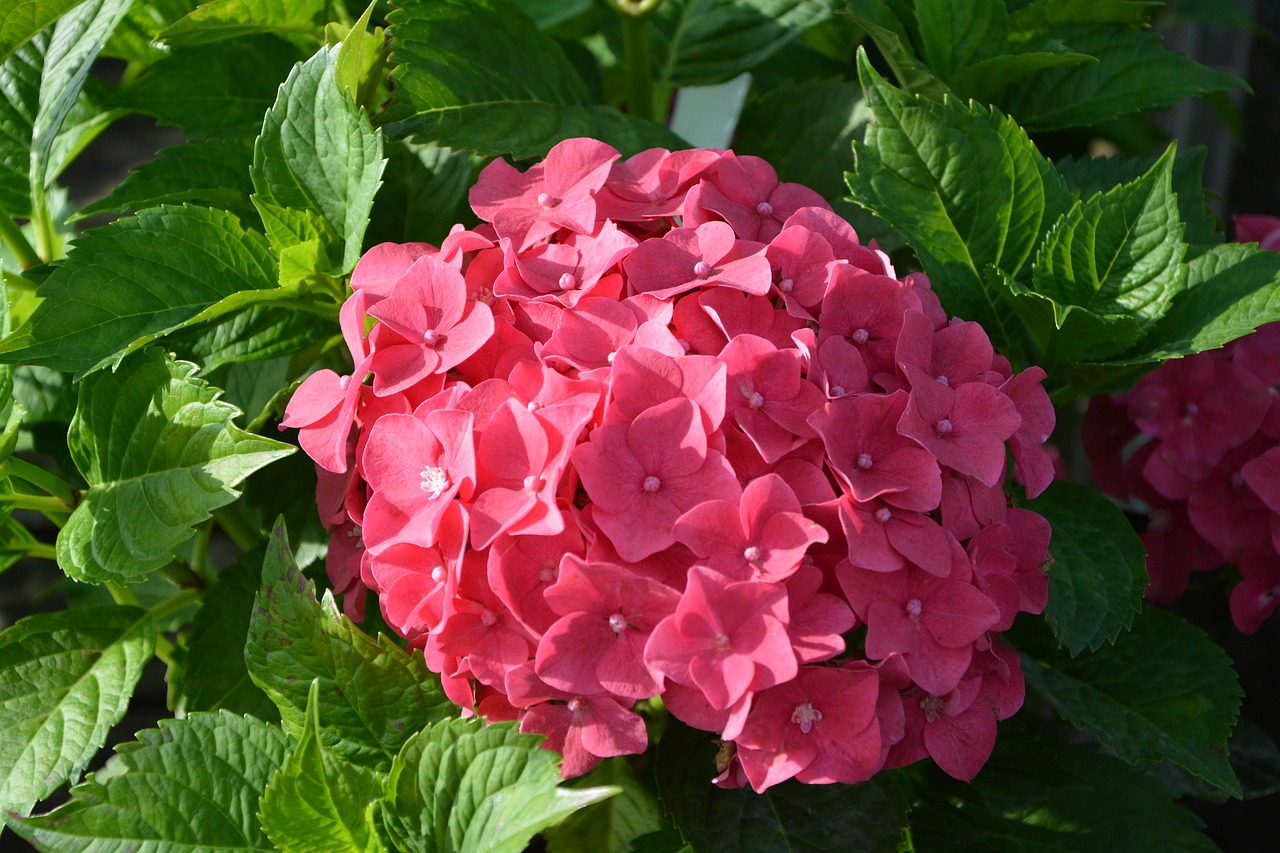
148;587;202;623
29;187;58;263
8;457;78;505
7;540;56;562
214;506;262;551
0;210;40;269
611;0;661;122
7;491;71;515
189;519;214;585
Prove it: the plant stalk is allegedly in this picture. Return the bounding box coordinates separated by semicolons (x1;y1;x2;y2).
8;457;78;505
612;0;662;123
0;210;40;269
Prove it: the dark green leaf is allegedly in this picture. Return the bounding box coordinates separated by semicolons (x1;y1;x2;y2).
100;0;194;63
382;717;615;853
0;0;88;63
657;722;908;852
175;548;279;721
653;0;837;89
842;0;947;98
246;522;455;770
1114;241;1280;363
910;726;1216;852
380;0;681;158
0;605;155;816
57;350;294;584
158;0;326;47
366;140;472;247
847;50;1070;350
169;302;335;371
1007;0;1158;29
1001;24;1244;132
544;758;663;853
252;43;385;274
0;205;277;376
1018;607;1242;798
75;137;257;221
514;0;591;29
914;0;1005;81
0;37;41;216
260;681;387;853
8;712;289;851
1018;480;1146;652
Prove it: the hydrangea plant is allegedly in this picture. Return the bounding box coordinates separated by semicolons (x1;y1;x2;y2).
0;1;1275;850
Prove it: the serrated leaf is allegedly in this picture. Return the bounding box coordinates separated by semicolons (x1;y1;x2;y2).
1008;0;1158;29
0;0;87;63
1113;241;1280;363
75;137;257;221
0;605;155;816
734;78;870;204
334;0;383;111
56;350;294;584
656;721;908;852
652;0;836;89
847;50;1070;350
260;681;387;853
1033;147;1185;326
1017;607;1242;798
0;513;38;573
168;301;335;371
0;205;277;376
8;711;289;851
175;548;278;721
112;36;305;137
1018;480;1146;652
380;0;681;159
159;0;326;47
1001;24;1244;131
366;140;471;247
100;0;192;63
842;0;946;98
383;717;616;853
914;0;1006;81
0;36;41;216
252;43;385;274
246;522;455;770
910;725;1216;852
544;758;662;853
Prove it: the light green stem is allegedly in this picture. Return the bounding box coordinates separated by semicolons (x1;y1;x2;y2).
0;210;40;269
8;458;78;505
6;492;70;515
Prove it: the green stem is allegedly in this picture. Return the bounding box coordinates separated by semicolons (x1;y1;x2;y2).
30;187;57;263
189;520;213;585
8;457;78;505
161;561;206;591
148;587;201;623
106;581;141;608
7;492;71;515
8;540;56;562
0;210;40;269
620;11;656;122
213;506;262;551
3;269;38;290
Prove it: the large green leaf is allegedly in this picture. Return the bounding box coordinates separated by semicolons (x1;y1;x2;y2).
0;36;41;215
652;0;837;89
56;350;293;584
1007;0;1157;29
656;722;908;852
252;43;385;274
1018;480;1146;653
168;301;335;371
0;205;277;375
382;718;616;853
158;0;326;47
0;0;87;63
260;682;387;853
8;712;289;851
380;0;680;158
847;49;1070;350
365;140;472;247
910;726;1216;852
1018;607;1242;798
914;0;1006;81
245;522;455;770
0;605;155;817
174;548;278;721
75;136;257;221
1001;24;1243;131
842;0;946;98
544;758;663;853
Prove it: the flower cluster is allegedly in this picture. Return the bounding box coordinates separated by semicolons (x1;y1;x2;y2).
283;138;1054;790
1084;215;1280;634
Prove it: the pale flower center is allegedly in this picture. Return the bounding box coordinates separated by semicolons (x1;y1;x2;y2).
743;545;765;564
778;277;794;293
558;272;576;290
756;201;773;216
480;610;497;627
713;633;731;651
905;598;923;619
693;260;712;278
608;613;628;634
643;475;662;492
537;192;559;209
747;391;765;409
830;385;846;397
422;328;441;347
567;696;585;712
791;702;823;734
419;465;451;499
875;507;892;523
851;328;870;344
857;453;874;470
935;418;953;435
921;695;944;723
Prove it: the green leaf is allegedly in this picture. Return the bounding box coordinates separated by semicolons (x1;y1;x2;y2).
112;36;306;138
0;205;277;376
1007;0;1159;29
1114;241;1280;363
910;726;1216;852
0;0;87;63
1018;607;1242;798
260;681;387;853
544;758;663;853
0;605;155;816
0;36;41;216
652;0;837;89
842;0;946;98
75;137;257;221
252;43;385;274
380;0;681;159
382;717;616;853
847;49;1070;350
168;301;335;371
245;522;455;770
100;0;193;63
1001;24;1244;132
914;0;1005;81
1018;480;1146;653
158;0;326;47
29;0;132;198
56;350;294;584
734;78;870;204
334;0;384;111
174;548;279;721
8;711;289;851
366;140;472;247
656;721;908;852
